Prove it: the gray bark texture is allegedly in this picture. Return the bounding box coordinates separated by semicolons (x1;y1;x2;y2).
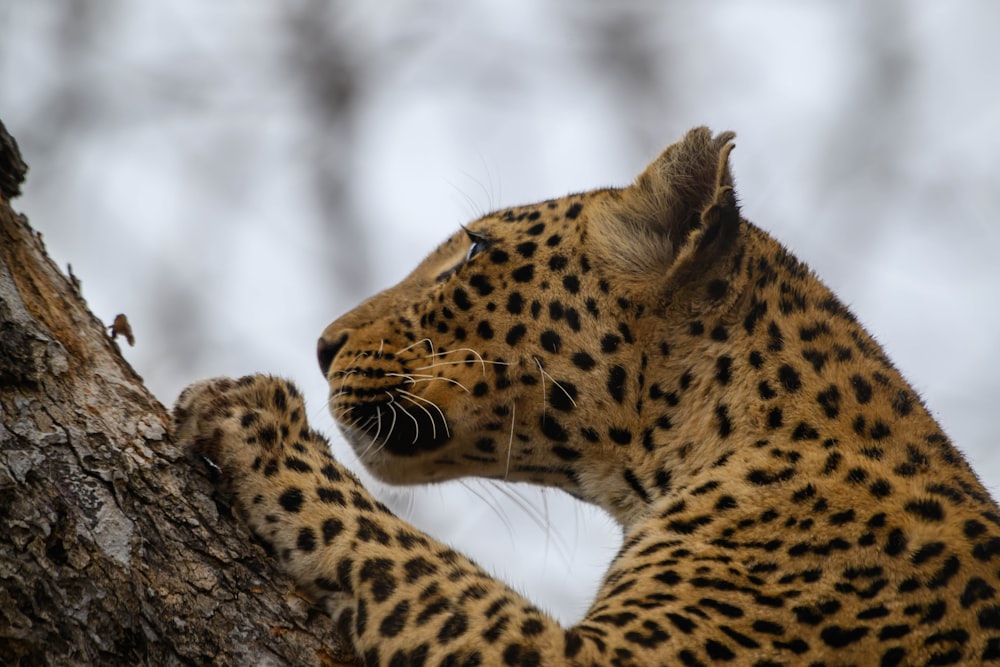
0;119;360;666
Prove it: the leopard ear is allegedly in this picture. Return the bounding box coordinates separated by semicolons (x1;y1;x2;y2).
591;127;739;278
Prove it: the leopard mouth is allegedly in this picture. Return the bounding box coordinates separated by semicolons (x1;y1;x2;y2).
334;393;452;458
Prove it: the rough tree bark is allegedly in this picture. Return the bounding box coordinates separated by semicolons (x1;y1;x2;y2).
0;120;361;666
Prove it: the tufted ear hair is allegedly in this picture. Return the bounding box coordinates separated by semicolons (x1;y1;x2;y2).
591;127;740;281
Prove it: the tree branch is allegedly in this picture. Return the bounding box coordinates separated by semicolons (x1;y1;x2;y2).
0;119;360;666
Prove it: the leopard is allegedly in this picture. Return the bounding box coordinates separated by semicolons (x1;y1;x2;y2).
174;127;1000;666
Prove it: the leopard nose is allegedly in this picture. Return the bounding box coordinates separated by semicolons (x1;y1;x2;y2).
317;331;349;377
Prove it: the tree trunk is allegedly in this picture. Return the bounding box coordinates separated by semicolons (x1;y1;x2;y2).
0;120;360;666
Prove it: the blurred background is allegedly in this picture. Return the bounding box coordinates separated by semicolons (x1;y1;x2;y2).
2;1;998;623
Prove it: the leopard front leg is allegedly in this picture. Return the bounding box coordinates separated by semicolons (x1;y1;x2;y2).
174;375;592;666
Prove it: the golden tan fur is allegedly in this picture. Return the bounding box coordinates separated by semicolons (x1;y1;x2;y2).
176;128;1000;665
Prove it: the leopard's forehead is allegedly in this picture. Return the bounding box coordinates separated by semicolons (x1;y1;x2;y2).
459;191;614;267
470;194;590;232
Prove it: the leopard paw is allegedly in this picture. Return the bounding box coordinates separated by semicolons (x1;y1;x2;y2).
173;374;312;475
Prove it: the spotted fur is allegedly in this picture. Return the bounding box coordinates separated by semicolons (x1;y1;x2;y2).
175;128;1000;665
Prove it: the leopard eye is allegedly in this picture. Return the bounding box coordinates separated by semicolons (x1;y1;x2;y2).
435;229;492;282
463;228;490;262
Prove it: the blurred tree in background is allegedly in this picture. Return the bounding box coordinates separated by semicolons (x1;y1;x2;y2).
1;0;998;624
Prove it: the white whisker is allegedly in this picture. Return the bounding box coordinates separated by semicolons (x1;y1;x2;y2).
336;368;358;395
413;359;509;372
534;357;547;422
538;363;577;409
398;391;439;441
359;406;386;459
370;405;383;447
488;482;552;539
396;400;421;445
403;376;471;393
398;389;451;439
384;372;419;386
385;401;401;448
493;483;571;564
397;337;434;355
427;347;488;375
505;402;515;480
460;480;515;542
